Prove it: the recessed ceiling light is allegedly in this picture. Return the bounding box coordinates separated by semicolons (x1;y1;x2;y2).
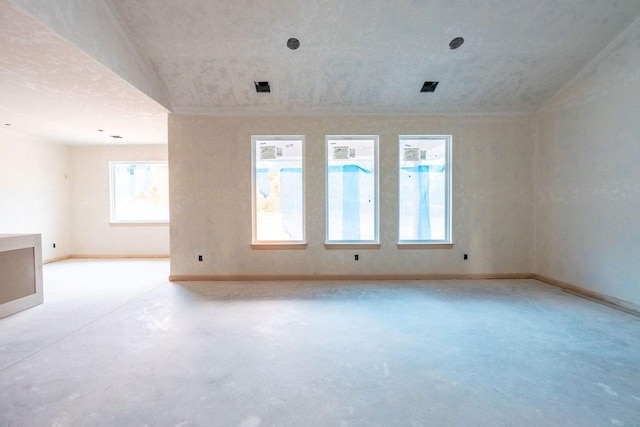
110;135;123;139
4;123;11;126
420;81;439;93
254;81;271;93
449;37;464;50
287;38;300;50
97;129;104;132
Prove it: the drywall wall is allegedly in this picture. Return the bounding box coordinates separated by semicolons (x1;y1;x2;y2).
0;130;70;262
535;16;640;306
169;114;535;277
68;144;169;256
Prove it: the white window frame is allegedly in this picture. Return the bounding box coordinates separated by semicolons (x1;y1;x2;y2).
325;135;379;245
251;135;306;246
109;161;169;224
397;135;452;245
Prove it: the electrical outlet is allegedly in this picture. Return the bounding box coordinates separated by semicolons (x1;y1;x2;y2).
198;255;203;262
463;253;468;260
53;243;56;248
354;254;359;261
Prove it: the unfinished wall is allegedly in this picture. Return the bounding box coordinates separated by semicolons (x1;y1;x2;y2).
535;17;640;307
169;114;535;278
68;144;169;256
0;130;70;262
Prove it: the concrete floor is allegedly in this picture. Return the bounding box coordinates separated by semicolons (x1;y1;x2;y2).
0;260;639;426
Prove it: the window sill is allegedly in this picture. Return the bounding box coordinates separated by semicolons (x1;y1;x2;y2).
324;243;381;250
397;242;454;249
251;243;308;250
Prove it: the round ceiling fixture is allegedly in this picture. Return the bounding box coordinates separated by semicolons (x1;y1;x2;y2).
287;38;300;50
449;37;464;50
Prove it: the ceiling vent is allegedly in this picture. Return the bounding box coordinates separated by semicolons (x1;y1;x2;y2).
287;38;300;50
449;37;464;50
254;81;271;93
420;81;439;93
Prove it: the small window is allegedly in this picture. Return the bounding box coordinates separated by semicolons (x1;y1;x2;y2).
398;135;452;243
252;136;305;244
109;162;169;223
326;136;379;243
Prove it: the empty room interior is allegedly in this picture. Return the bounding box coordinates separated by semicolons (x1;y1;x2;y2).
1;0;639;425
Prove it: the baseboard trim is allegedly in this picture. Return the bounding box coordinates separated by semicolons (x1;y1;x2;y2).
38;258;639;317
44;255;169;263
170;272;639;316
532;274;640;317
70;254;170;259
169;273;531;282
43;255;71;264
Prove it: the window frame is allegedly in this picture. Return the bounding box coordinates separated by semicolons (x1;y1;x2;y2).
397;135;453;246
109;161;169;225
251;135;306;246
325;135;380;245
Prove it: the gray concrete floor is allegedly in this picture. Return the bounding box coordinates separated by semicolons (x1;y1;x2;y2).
1;260;639;426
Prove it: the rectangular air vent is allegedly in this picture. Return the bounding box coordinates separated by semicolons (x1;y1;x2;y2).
254;81;271;93
420;81;439;93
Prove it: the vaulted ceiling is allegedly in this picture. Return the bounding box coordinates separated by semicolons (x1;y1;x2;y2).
2;0;640;144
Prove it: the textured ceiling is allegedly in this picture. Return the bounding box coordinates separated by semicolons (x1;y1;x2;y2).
0;1;167;144
106;0;640;115
2;0;640;144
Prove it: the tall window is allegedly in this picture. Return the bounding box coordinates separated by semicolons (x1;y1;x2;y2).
252;136;305;244
326;136;379;243
398;135;451;243
110;162;169;223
